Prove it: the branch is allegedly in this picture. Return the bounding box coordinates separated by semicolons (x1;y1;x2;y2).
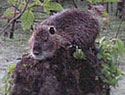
114;18;124;38
11;5;20;12
0;0;31;35
32;10;48;14
72;0;78;8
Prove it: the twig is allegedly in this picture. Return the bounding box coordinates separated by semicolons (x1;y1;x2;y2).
11;5;20;12
114;18;124;38
32;10;48;14
72;0;78;8
0;0;31;35
9;7;17;38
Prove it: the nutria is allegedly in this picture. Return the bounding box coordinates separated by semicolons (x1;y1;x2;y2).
11;9;109;95
29;8;100;60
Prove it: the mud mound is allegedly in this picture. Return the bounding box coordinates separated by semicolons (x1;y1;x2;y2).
11;49;108;95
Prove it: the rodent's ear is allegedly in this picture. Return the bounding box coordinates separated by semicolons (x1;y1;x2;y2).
49;26;56;35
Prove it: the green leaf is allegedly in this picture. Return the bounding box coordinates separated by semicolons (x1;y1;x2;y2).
44;1;63;13
18;0;28;9
102;11;109;17
23;64;27;67
8;64;16;73
111;47;118;59
110;64;116;71
99;36;105;44
21;10;34;30
116;69;122;76
0;87;4;92
73;49;86;60
8;0;18;5
3;8;15;19
97;53;102;60
86;0;93;3
44;0;51;4
116;39;124;56
104;0;120;2
19;3;25;9
30;0;43;7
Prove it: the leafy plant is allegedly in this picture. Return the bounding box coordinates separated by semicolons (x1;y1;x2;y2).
21;9;34;30
3;8;18;19
0;64;16;95
96;37;125;86
73;46;86;60
3;0;63;31
43;0;63;13
7;0;18;6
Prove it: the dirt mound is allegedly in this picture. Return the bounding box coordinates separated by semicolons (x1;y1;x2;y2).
11;49;108;95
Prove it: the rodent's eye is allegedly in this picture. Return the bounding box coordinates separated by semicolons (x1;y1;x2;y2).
49;27;55;35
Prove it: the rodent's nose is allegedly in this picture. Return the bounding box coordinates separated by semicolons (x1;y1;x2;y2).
33;51;40;56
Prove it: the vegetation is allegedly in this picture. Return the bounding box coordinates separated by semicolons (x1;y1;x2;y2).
1;0;63;32
0;64;16;95
97;37;125;86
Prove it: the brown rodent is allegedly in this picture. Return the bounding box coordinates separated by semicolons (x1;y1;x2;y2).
29;8;100;60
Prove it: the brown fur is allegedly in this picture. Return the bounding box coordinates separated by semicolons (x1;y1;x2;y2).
29;9;100;60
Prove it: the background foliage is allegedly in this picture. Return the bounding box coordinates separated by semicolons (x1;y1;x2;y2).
3;0;63;30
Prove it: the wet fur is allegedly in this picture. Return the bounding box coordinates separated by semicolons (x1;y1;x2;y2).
11;9;108;95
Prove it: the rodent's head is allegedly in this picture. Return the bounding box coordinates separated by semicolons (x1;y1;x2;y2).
29;25;69;60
